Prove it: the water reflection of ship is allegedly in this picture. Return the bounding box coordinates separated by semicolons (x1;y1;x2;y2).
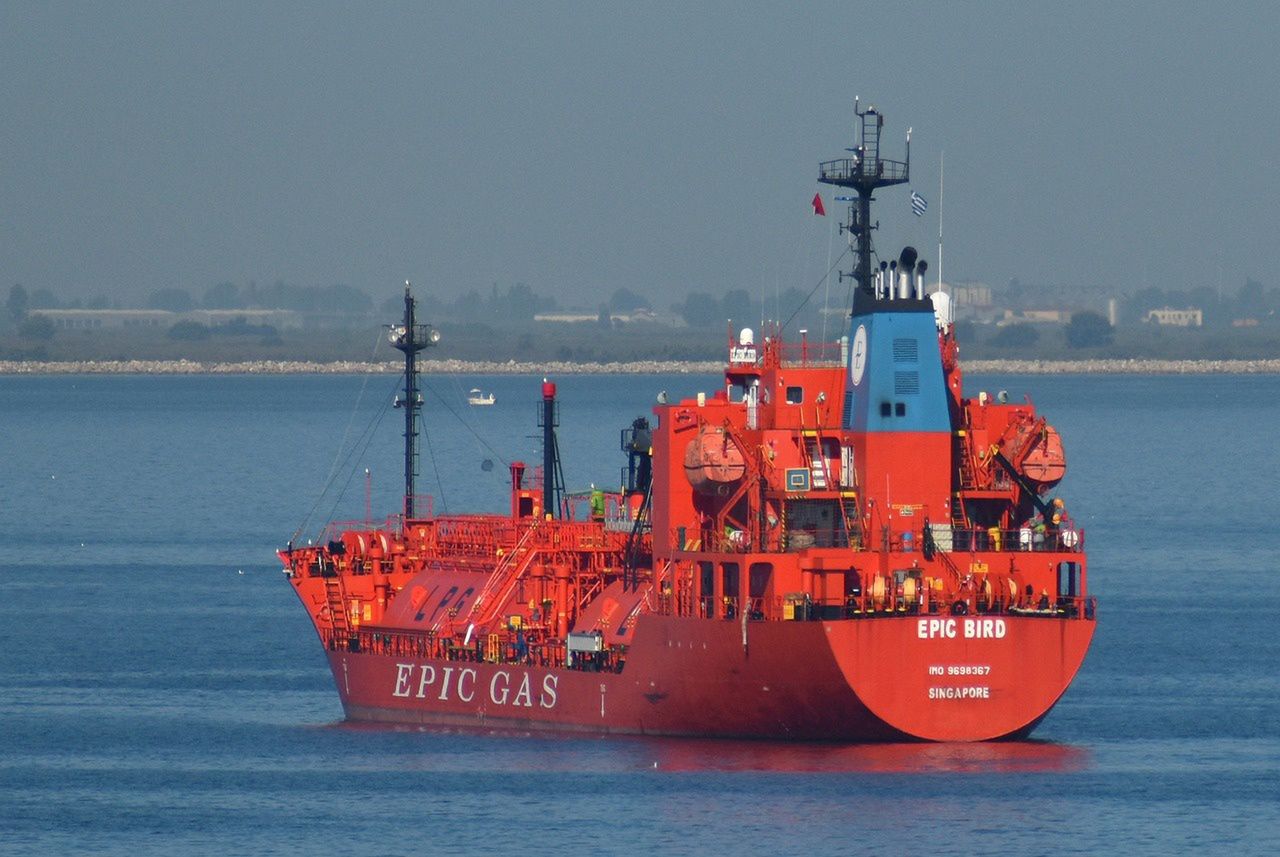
644;738;1089;774
327;719;1087;774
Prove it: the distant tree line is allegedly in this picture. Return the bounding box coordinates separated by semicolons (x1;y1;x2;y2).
4;280;375;317
997;276;1278;327
1118;278;1278;326
674;285;836;332
983;313;1116;350
388;282;560;324
6;283;115;316
6;276;848;335
162;281;374;313
17;271;1267;349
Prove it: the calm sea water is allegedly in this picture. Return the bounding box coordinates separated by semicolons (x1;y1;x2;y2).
1;372;1278;855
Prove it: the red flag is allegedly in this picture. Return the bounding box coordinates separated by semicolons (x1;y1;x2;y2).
811;192;826;216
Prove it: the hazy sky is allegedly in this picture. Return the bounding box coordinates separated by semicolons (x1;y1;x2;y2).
4;2;1278;310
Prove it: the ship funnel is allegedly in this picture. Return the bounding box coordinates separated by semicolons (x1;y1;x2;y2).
917;260;928;300
541;378;561;519
898;246;918;273
897;248;918;300
889;260;898;301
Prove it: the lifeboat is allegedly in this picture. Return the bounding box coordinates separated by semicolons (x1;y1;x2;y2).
684;426;746;494
1001;418;1067;490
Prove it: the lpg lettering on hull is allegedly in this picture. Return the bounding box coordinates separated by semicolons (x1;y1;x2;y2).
916;618;1007;639
393;663;558;710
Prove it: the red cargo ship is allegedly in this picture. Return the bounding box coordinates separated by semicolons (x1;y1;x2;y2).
279;104;1095;741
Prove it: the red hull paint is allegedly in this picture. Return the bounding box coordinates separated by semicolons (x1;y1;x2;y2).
283;109;1098;744
321;613;1092;741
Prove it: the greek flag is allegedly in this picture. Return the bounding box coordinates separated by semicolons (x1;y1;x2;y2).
911;191;928;217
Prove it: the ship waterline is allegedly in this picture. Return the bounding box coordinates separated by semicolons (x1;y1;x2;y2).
320;613;1093;741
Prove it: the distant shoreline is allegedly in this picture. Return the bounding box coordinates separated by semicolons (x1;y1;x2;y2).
4;357;1280;375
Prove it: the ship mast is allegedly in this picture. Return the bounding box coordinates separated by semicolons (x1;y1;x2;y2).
389;281;440;519
818;98;910;300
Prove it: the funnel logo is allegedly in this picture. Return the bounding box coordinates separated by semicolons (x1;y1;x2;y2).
850;325;868;386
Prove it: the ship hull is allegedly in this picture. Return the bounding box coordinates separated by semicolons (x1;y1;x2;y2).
321;613;1093;741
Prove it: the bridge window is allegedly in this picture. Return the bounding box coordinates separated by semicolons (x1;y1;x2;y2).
880;401;892;417
786;386;804;404
895;402;906;417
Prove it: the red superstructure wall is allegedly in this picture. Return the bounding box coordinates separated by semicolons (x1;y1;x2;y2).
651;401;702;555
855;432;952;536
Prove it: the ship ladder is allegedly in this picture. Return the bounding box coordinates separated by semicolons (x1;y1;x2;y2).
840;494;862;548
576;573;606;615
932;543;964;590
951;494;967;530
464;522;545;631
473;546;542;630
322;577;351;644
804;436;829;490
954;433;977;490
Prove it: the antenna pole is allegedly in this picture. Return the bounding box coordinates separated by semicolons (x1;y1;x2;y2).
390;281;440;519
938;151;944;293
818;103;911;303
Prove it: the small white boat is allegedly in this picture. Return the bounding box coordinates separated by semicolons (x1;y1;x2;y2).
467;388;496;406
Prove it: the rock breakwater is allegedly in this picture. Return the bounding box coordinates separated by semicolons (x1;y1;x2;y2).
2;358;1280;375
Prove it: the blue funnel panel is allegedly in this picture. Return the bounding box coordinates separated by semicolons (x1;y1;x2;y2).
843;310;950;433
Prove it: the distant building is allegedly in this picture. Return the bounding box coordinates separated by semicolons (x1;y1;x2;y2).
1232;318;1259;328
185;309;300;329
617;308;658;323
1145;307;1203;327
38;309;173;330
35;308;302;331
535;308;664;324
535;312;605;323
1000;309;1072;325
948;282;993;308
939;281;1002;323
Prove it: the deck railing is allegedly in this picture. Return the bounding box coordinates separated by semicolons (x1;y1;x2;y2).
690;592;1096;622
945;526;1084;554
668;525;1083;555
324;627;628;673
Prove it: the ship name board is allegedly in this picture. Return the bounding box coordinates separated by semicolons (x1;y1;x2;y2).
917;618;1007;639
391;663;559;709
